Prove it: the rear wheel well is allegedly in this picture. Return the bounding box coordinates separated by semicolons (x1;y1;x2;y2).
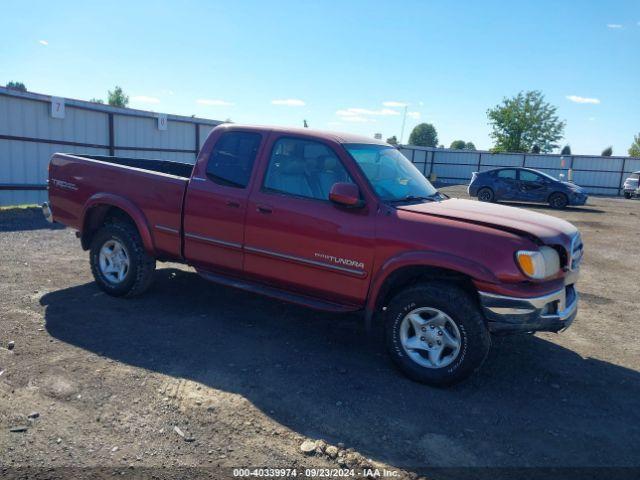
374;266;478;317
81;205;137;250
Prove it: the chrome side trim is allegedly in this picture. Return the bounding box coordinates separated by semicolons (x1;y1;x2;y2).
191;176;207;182
154;224;179;235
184;232;242;250
244;246;366;277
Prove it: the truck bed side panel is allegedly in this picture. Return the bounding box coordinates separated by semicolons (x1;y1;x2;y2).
49;154;187;259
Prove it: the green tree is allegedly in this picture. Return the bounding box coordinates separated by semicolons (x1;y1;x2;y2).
386;135;398;146
450;140;467;149
601;146;613;156
89;98;104;104
561;145;572;155
108;86;129;108
487;90;565;153
6;81;26;92
465;141;476;150
408;123;438;147
531;145;541;153
628;134;640;157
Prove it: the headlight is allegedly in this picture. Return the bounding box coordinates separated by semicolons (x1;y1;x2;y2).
516;247;560;279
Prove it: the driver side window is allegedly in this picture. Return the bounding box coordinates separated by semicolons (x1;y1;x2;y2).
520;170;542;183
263;137;355;200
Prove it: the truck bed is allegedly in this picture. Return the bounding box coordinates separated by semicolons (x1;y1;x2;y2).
48;153;191;260
80;155;194;178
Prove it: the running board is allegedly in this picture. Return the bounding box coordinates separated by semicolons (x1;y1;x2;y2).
197;269;361;313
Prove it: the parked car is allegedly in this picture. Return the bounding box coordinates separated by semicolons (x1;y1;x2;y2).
43;125;582;386
623;171;640;199
468;167;588;208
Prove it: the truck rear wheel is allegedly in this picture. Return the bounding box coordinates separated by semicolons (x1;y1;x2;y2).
90;222;156;297
385;282;490;386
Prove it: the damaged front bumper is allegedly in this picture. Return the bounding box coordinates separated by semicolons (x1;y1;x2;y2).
479;271;579;334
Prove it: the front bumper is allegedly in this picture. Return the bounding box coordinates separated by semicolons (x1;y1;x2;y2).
569;192;588;206
479;271;579;334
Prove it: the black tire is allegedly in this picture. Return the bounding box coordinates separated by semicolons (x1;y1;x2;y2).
548;192;569;209
385;282;491;386
624;192;632;199
90;222;156;297
477;187;495;203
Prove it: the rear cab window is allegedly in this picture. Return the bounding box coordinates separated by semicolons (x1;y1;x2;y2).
205;132;262;188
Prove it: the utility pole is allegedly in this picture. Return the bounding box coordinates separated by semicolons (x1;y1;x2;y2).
399;105;408;144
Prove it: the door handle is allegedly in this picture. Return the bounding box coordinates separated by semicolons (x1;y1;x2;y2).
226;200;241;208
256;204;273;214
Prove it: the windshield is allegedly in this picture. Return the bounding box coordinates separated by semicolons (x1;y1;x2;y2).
345;144;439;202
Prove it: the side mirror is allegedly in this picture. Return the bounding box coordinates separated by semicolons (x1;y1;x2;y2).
329;182;364;208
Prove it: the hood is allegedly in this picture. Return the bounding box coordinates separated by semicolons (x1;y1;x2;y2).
397;198;578;247
561;181;585;193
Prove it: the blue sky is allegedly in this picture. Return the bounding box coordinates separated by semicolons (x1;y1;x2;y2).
1;0;639;154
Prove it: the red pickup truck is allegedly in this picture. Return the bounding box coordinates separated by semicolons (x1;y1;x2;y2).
44;124;582;385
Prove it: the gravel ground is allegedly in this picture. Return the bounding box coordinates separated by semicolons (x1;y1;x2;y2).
1;188;639;479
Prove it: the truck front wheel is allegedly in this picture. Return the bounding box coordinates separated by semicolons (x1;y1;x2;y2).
89;222;156;297
385;282;490;386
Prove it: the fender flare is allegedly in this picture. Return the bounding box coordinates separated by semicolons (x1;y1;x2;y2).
81;193;155;254
364;250;499;324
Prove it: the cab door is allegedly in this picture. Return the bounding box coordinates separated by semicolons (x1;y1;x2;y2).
493;169;519;200
183;130;264;273
518;169;549;203
243;135;375;306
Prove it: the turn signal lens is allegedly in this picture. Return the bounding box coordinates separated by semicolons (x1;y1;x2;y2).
517;252;537;277
516;247;560;280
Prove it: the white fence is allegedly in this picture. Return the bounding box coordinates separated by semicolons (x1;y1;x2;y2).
2;86;639;206
399;146;640;196
0;87;222;206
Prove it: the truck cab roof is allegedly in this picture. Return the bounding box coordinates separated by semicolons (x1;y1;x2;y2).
215;124;390;146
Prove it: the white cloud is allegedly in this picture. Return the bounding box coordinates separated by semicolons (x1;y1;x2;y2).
607;23;623;29
271;99;306;106
132;95;160;104
588;117;596;121
38;40;48;45
382;101;407;107
407;111;421;119
197;99;234;106
566;95;600;104
336;107;399;117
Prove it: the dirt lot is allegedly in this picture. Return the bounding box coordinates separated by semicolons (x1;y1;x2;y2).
1;187;639;479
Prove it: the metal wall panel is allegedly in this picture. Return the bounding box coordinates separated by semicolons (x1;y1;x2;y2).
434;150;479;165
524;154;568;169
481;153;524;167
573;156;623;172
0;87;223;206
0;139;108;205
199;124;215;150
114;116;194;150
0;95;109;144
403;144;640;196
433;163;477;182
